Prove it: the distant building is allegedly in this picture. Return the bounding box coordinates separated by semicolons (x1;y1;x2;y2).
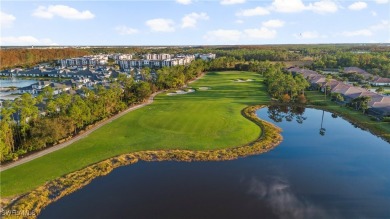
198;53;216;61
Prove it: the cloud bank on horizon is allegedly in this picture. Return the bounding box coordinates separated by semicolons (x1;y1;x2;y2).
1;0;389;45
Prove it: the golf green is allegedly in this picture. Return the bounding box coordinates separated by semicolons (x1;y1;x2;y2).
1;71;270;197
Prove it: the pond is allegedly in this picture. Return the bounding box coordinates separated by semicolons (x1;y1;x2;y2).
39;107;390;219
0;79;37;88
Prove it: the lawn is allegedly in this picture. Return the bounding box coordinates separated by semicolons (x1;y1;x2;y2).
1;71;270;197
306;90;390;141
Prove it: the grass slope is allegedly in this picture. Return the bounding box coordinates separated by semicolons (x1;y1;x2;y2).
1;71;270;197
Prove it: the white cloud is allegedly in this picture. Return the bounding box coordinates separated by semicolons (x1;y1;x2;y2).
235;19;244;24
341;29;372;37
115;26;139;35
181;12;209;28
1;11;16;28
0;36;57;45
146;18;175;32
293;31;323;39
176;0;192;5
262;19;285;28
32;5;95;19
338;21;389;38
370;20;390;31
203;29;242;42
307;0;338;14
204;27;278;43
371;11;377;16
236;7;270;16
220;0;246;5
375;0;388;4
348;2;367;10
271;0;306;13
244;27;277;39
269;0;338;14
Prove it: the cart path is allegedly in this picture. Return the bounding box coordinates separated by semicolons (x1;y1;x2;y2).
0;73;205;172
0;91;163;172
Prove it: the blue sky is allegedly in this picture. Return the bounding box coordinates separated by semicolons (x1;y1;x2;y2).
1;0;389;45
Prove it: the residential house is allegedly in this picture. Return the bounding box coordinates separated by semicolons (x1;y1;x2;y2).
290;67;390;117
371;77;390;86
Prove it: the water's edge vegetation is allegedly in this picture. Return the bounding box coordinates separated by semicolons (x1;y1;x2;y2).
2;105;283;218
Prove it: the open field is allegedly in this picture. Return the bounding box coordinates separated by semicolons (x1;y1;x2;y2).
1;71;270;197
306;90;390;141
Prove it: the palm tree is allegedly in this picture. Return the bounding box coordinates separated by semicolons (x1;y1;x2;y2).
320;110;326;136
324;75;332;99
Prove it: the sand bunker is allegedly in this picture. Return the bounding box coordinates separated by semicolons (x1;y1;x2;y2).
198;87;211;90
234;79;253;82
167;89;195;96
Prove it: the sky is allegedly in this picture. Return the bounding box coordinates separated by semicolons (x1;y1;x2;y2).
1;0;389;45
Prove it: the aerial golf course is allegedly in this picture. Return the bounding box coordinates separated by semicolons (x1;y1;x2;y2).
1;71;273;198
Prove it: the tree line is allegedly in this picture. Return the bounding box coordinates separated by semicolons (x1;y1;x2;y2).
263;63;310;103
0;59;208;162
312;52;390;78
0;48;90;70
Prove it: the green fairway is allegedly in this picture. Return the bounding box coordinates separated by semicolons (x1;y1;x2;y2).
1;71;270;197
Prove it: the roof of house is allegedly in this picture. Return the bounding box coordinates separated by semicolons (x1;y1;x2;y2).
19;69;43;75
344;67;368;74
344;86;367;95
331;83;352;94
36;81;51;86
372;77;390;83
19;85;34;91
50;82;65;89
310;76;326;84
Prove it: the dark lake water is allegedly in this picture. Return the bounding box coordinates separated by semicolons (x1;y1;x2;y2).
39;107;390;219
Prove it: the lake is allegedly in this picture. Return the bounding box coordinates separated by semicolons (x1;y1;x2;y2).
0;79;38;100
0;79;37;88
38;107;390;219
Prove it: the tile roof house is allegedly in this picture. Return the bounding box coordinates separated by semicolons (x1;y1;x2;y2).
291;67;390;117
344;67;369;75
371;77;390;86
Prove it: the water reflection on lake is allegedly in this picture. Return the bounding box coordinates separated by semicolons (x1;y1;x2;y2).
39;107;390;219
0;79;37;88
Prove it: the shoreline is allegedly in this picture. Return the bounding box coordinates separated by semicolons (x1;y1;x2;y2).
308;104;390;143
1;105;283;219
266;101;390;143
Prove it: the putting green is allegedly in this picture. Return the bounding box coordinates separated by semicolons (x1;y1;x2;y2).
1;71;270;197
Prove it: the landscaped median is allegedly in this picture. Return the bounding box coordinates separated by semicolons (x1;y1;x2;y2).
1;105;282;219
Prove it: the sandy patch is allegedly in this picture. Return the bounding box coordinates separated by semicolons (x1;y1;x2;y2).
167;89;195;96
198;87;211;90
234;79;253;82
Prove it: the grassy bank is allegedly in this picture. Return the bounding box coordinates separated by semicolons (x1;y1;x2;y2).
1;105;282;218
1;71;271;197
306;90;390;142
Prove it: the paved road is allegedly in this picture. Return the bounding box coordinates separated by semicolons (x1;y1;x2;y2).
0;91;163;172
0;73;205;172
